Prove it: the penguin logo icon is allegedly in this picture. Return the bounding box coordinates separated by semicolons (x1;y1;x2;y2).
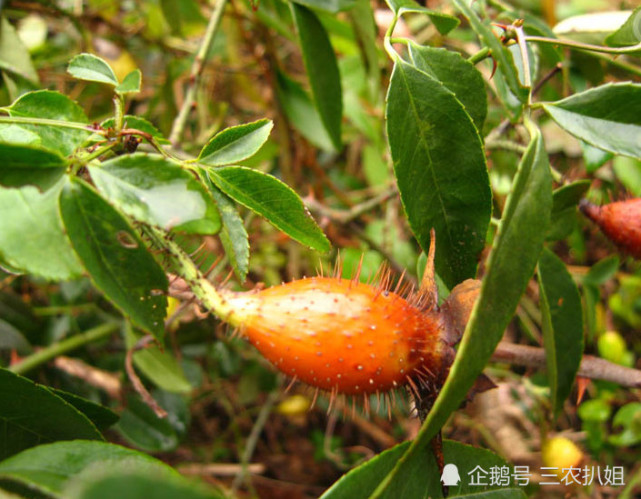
440;463;461;486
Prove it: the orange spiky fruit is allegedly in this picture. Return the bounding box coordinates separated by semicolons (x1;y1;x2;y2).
219;231;481;400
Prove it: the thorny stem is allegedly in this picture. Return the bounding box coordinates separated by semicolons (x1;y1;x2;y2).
169;0;228;145
143;225;239;326
9;321;120;375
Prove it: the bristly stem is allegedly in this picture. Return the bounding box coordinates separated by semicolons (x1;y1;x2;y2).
169;0;228;145
143;225;239;326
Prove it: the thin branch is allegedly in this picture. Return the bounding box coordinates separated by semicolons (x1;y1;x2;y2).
169;0;228;145
231;388;280;492
304;187;397;225
125;334;167;418
492;342;641;388
9;322;120;375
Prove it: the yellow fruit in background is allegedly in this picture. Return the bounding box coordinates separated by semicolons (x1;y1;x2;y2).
542;436;583;471
598;331;627;365
93;38;138;83
276;394;311;417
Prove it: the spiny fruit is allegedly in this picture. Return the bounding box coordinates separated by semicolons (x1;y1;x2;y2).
223;277;447;396
217;236;481;400
580;198;641;259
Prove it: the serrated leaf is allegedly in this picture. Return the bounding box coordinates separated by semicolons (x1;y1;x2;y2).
89;154;221;235
0;441;178;497
207;166;330;252
59;178;168;338
452;0;529;102
197;119;273;166
386;59;491;289
67;53;118;86
0;369;103;461
50;389;119;432
275;69;335;151
374;125;552;497
384;0;459;35
408;43;487;131
0;179;83;280
542;83;641;160
605;7;641;48
538;248;584;416
102;115;170;145
205;179;249;282
2;90;91;156
115;69;142;94
322;440;526;498
124;325;191;393
291;3;342;150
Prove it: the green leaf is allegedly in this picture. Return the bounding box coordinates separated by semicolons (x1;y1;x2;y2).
542;83;641;160
0;17;39;100
116;392;187;453
197;119;274;166
67;53;118;86
3;90;91;156
0;440;178;497
537;248;584;416
290;0;355;14
0;369;103;461
275;69;335;151
0;179;83;281
102;115;170;145
205;180;249;282
124;325;191;393
386;59;491;289
581;141;613;173
207;166;331;252
89;154;221;235
291;3;342;150
64;467;222;499
452;0;528;102
408;43;487;132
348;0;381;102
578;399;612;423
50;389;119;432
322;440;526;498
613;156;641;195
59;178;168;338
374;124;552;497
384;0;459;35
609;403;641;447
605;7;641;47
583;255;619;286
0;320;31;355
116;69;142;94
547;180;591;241
0;142;66;168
